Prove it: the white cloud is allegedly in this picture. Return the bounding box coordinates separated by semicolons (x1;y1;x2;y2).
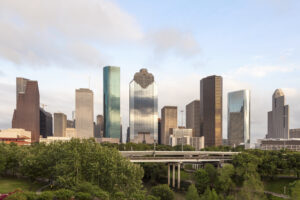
235;65;298;77
147;28;201;58
0;0;143;67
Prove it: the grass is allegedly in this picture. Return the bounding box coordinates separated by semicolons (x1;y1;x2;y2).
0;177;42;194
263;177;297;195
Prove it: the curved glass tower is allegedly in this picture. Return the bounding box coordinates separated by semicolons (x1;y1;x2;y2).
227;90;250;148
129;69;158;143
103;66;120;139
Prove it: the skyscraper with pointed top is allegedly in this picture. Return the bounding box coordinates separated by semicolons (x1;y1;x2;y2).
267;89;289;139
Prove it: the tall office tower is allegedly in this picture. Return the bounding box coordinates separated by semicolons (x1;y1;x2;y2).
129;69;158;144
75;88;94;138
12;77;40;143
67;120;75;128
158;118;161;144
267;89;289;139
126;127;130;143
200;75;223;147
94;115;104;138
227;90;250;148
40;108;53;138
161;106;178;145
186;100;201;137
103;66;120;138
54;113;67;137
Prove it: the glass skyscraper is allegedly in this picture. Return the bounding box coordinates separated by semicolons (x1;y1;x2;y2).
227;90;250;148
129;69;158;143
103;66;120;138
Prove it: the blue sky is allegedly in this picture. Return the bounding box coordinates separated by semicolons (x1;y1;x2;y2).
0;0;299;144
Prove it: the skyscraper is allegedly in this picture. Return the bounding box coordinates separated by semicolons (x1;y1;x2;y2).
40;108;53;138
200;75;223;147
54;113;67;137
12;77;40;143
94;115;104;138
227;90;250;148
129;69;158;144
161;106;177;145
103;66;120;138
186;100;201;137
75;88;94;138
267;89;289;139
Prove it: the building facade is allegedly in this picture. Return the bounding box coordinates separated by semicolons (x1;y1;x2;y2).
290;129;300;138
12;77;40;143
54;113;67;137
186;100;201;137
94;115;104;138
129;69;158;144
200;75;223;147
103;66;120;139
227;90;250;148
267;89;289;139
75;88;94;138
0;128;32;145
40;108;53;138
161;106;178;145
169;128;204;150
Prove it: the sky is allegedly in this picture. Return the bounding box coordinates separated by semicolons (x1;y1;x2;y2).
0;0;299;144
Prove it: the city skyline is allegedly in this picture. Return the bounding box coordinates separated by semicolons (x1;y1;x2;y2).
0;0;300;144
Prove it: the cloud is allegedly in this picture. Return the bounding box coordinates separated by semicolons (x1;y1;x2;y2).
0;0;143;67
234;65;298;77
147;28;201;58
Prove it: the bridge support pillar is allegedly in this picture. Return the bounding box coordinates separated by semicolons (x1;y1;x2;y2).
172;164;175;188
167;163;170;186
177;163;180;189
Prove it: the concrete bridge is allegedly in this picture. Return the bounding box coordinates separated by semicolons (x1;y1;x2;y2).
120;151;239;189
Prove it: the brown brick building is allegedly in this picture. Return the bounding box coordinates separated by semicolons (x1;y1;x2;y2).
161;106;177;145
12;78;40;143
200;75;223;147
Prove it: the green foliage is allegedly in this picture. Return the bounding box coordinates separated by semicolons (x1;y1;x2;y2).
290;180;300;200
200;187;219;200
74;192;92;200
216;164;235;194
194;168;209;194
186;184;200;200
5;192;27;200
173;145;195;151
54;189;74;200
204;164;218;187
142;163;167;184
145;195;160;200
151;184;174;200
37;191;55;200
238;174;267;200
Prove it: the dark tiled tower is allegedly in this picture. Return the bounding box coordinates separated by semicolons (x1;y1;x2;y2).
12;78;40;143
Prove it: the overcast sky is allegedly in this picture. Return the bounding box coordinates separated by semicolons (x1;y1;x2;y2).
0;0;299;144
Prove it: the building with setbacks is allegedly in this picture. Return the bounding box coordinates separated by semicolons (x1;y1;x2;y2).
12;77;40;143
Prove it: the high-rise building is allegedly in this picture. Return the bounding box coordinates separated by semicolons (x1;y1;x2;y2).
227;90;250;148
267;89;289;139
54;113;67;137
67;120;75;128
103;66;120;139
129;69;158;144
94;115;104;138
161;106;177;145
75;88;94;138
200;75;223;147
186;100;201;137
158;118;161;144
40;108;53;138
290;129;300;138
12;77;40;143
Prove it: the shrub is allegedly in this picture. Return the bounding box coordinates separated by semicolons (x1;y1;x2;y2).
54;189;74;200
74;192;92;200
151;184;174;200
37;191;54;200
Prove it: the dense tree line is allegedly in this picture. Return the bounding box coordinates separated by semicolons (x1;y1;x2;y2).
0;139;157;199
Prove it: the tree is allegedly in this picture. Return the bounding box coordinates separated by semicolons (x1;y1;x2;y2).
186;184;200;200
204;164;218;188
194;168;209;194
290;180;300;200
237;174;266;200
151;184;174;200
216;164;235;194
200;187;219;200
